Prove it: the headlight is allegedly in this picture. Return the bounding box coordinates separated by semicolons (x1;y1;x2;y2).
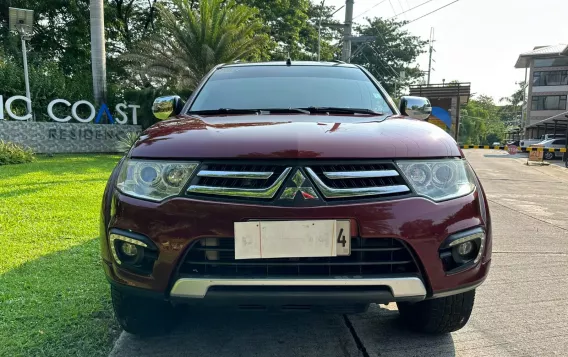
396;159;475;202
116;159;199;201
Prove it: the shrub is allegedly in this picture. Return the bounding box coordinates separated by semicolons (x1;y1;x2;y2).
0;141;35;165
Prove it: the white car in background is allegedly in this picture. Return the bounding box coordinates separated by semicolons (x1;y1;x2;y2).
535;138;566;160
520;134;565;148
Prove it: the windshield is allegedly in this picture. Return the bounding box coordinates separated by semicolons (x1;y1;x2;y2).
189;66;393;115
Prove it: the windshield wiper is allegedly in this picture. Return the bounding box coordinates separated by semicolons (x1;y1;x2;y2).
300;107;383;115
187;108;311;115
187;107;382;115
187;108;261;115
258;108;311;114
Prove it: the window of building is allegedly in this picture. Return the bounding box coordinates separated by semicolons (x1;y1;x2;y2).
533;71;568;86
531;95;568;110
534;58;568;67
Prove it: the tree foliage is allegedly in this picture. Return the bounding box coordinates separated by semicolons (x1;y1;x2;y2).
0;0;428;127
124;0;268;90
459;95;507;145
351;18;427;96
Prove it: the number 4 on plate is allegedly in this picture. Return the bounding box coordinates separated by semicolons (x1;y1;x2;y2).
335;221;351;256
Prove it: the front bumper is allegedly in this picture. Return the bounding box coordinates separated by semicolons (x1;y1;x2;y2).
101;187;492;302
169;276;427;300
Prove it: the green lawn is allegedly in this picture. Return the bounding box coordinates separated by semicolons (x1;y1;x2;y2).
0;155;122;357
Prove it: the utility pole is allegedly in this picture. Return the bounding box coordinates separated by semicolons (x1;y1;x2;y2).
318;0;325;61
341;0;354;62
427;27;434;85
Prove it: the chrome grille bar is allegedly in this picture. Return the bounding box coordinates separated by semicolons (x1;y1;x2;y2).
197;170;273;179
323;170;399;179
305;167;410;199
188;168;292;199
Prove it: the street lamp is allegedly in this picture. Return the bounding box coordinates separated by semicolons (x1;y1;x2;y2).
9;7;34;120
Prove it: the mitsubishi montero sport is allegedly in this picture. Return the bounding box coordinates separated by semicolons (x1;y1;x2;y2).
100;61;492;336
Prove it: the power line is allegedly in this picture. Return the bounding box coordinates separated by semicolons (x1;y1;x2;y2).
353;42;399;78
361;51;390;78
366;43;401;78
394;0;407;20
367;24;402;79
388;0;398;16
331;5;345;16
406;0;462;24
353;0;387;20
388;0;436;19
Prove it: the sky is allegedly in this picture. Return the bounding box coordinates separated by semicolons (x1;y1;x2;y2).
326;0;568;102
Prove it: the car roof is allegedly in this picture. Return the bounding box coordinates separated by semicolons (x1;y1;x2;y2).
220;61;359;69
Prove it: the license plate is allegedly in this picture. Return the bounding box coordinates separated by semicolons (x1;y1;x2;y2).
234;220;350;260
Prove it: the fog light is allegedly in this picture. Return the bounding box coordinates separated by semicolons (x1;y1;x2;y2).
457;241;474;256
109;233;149;265
440;228;486;273
120;242;138;257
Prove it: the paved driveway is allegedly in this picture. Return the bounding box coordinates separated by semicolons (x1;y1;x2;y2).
110;149;568;357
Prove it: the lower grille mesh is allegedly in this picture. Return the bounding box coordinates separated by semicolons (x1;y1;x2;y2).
178;238;419;277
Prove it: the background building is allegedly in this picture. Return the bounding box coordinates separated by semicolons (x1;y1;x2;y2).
515;44;568;138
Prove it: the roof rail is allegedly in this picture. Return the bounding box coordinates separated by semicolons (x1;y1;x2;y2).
331;60;346;64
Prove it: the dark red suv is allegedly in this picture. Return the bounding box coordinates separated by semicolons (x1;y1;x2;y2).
100;61;491;336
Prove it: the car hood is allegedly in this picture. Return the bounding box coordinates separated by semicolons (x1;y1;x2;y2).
131;115;461;159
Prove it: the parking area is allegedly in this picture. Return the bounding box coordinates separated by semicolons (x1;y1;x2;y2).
110;150;568;357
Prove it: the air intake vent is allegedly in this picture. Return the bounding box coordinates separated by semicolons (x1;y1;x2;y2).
178;237;419;277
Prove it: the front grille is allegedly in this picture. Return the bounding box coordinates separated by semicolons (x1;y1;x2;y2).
305;163;410;199
186;161;411;202
309;164;405;189
196;164;286;189
178;238;419;277
187;164;290;199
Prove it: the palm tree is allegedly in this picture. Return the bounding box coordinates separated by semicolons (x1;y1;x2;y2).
126;0;266;90
90;0;107;105
499;81;526;106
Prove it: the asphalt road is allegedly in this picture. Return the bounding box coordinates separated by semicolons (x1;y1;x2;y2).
110;150;568;357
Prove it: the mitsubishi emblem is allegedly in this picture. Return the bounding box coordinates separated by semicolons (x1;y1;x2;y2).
279;170;319;200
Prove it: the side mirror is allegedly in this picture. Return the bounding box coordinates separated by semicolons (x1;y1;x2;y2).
152;95;185;120
399;96;432;120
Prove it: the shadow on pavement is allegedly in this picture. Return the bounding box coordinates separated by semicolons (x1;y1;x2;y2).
110;304;456;357
111;309;362;357
348;304;456;357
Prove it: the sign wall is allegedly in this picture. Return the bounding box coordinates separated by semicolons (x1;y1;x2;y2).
0;121;141;154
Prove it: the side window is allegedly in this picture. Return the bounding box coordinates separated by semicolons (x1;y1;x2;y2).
552;139;566;145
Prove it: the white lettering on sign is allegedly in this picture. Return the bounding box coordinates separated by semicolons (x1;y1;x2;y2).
0;95;140;125
115;103;128;124
4;95;32;121
71;100;96;123
48;99;72;122
128;105;140;125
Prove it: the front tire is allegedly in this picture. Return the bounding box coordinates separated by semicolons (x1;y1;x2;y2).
397;290;475;334
111;286;179;336
544;151;555;160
